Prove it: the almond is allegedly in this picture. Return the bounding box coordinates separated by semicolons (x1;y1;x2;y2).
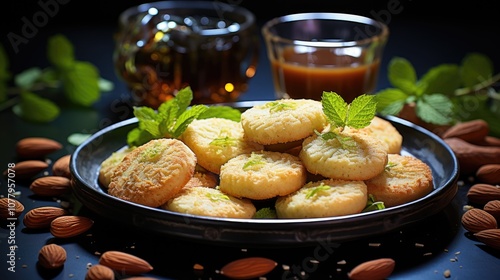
0;197;24;219
3;160;49;180
441;119;489;144
348;258;396;280
467;183;500;205
474;228;500;250
444;138;500;174
85;264;115;280
38;244;67;269
220;257;277;279
16;137;62;159
52;154;72;179
23;206;68;229
99;251;153;275
476;164;500;185
30;176;71;197
484;200;500;221
50;215;94;238
461;208;497;233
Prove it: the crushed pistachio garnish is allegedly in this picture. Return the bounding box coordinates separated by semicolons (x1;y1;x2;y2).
242;153;265;171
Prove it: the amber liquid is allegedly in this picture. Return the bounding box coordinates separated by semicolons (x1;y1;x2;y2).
114;16;259;108
271;48;380;103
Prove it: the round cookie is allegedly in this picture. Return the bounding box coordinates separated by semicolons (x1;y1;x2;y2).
183;171;218;189
180;118;263;174
240;99;328;145
299;130;388;180
162;187;256;219
108;138;196;208
275;179;368;218
365;154;434;207
219;151;307;200
98;146;135;188
346;116;403;154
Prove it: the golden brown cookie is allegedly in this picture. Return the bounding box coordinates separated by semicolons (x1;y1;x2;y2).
98;146;135;188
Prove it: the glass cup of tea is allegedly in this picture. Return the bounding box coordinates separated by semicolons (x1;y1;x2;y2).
262;13;389;103
113;1;259;108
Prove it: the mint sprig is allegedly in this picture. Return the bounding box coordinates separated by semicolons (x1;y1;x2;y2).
375;53;500;136
321;91;377;130
0;34;113;122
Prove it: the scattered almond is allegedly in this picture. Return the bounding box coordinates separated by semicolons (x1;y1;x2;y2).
220;257;277;279
0;197;24;219
3;160;49;180
98;251;153;275
30;176;71;197
348;258;396;280
476;164;500;185
467;184;500;205
484;200;500;221
23;206;68;229
16;137;63;159
474;228;500;250
461;208;497;233
52;154;72;178
85;264;115;280
441;119;489;144
50;215;94;238
444;138;500;175
38;244;67;269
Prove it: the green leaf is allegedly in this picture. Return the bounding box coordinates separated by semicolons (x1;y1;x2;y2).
415;94;454;125
47;34;75;70
133;106;162;137
418;64;461;96
345;94;377;129
198;105;241;121
460;53;493;87
67;133;92;146
375;88;408;115
253;207;277;219
388;57;417;94
14;67;43;90
13;91;60;122
61;61;100;106
170;104;208;138
127;127;155;147
322;91;348;128
98;78;114;92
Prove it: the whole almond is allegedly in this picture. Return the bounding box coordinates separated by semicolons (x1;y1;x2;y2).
30;176;71;197
50;215;94;238
16;137;62;159
484;200;500;221
3;160;49;180
86;264;115;280
444;138;500;174
474;228;500;250
461;208;497;233
441;119;489;144
476;164;500;185
467;184;500;205
38;244;67;269
52;154;72;179
348;258;396;280
99;251;153;275
23;206;68;229
0;197;24;219
220;257;277;279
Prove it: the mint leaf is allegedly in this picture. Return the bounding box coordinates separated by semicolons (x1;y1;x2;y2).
13;91;60;122
346;94;377;129
61;61;100;106
14;67;43;90
460;53;493;87
127;127;155;147
388;57;417;94
170;104;208;138
322;91;348;127
47;34;75;70
99;78;114;92
198;105;241;121
375;88;408;115
133;106;162;137
67;133;92;146
418;64;461;96
415;94;454;125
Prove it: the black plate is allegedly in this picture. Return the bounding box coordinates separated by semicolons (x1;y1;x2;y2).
70;101;459;246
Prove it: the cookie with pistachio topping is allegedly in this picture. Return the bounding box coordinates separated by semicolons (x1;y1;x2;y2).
180;118;263;174
275;179;368;218
219;150;307;200
108;138;196;208
345;116;403;154
240;99;328;146
98;146;135;188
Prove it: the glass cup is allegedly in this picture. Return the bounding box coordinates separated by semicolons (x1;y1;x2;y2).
262;13;389;103
113;1;259;108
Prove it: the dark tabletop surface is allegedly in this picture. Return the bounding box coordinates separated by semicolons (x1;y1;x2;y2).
1;1;500;279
